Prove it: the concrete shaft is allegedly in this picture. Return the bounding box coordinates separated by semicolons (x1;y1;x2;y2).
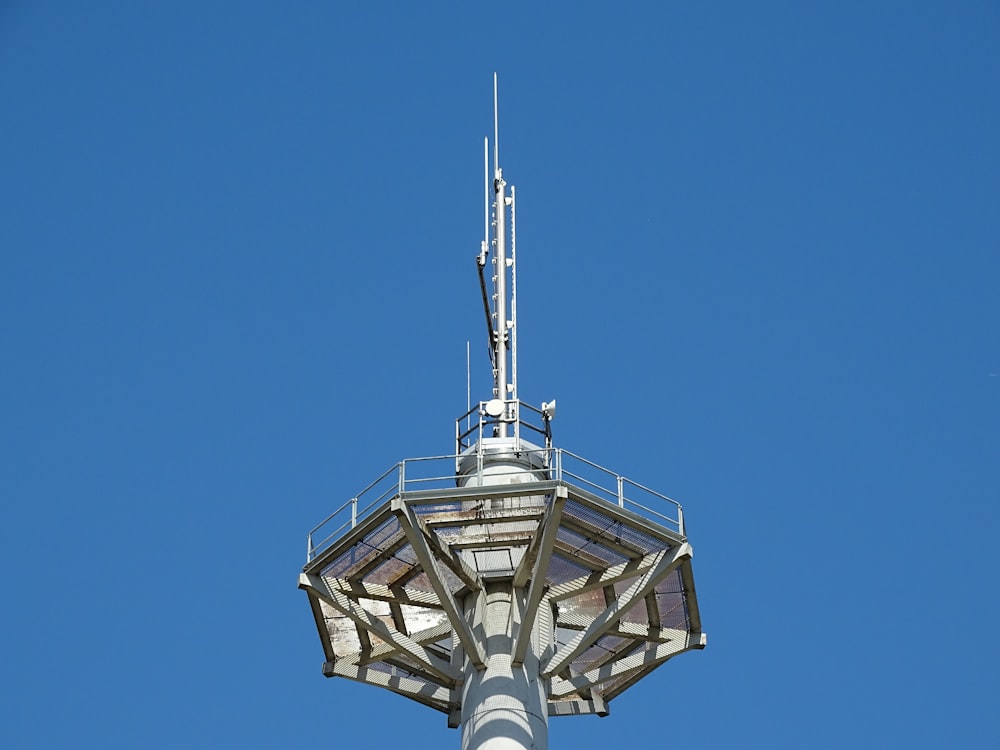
461;585;549;750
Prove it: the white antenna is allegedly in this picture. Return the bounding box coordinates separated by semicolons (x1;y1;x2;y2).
489;72;515;436
510;184;518;411
493;72;500;177
482;137;489;261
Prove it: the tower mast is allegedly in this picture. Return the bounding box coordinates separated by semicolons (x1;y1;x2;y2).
489;72;516;434
299;74;706;750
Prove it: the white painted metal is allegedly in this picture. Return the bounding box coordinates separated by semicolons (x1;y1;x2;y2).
461;584;550;750
298;74;705;746
489;73;519;435
510;184;518;410
493;156;508;413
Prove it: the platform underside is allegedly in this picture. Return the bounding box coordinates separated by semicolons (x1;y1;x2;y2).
299;479;705;717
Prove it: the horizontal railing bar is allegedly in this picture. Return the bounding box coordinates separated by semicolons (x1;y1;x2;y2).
621;477;682;509
403;476;458;485
560;470;618;501
620;498;679;528
559;449;612;473
403;454;461;464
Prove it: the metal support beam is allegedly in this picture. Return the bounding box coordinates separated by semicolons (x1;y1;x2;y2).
513;487;567;588
511;487;567;664
306;591;335;662
393;497;481;590
678;558;703;634
299;573;459;684
356;621;453;667
541;543;691;678
554;614;685;644
323;660;452;712
425;506;546;528
445;530;537;549
547;550;666;602
549;632;694;697
317;576;442;609
392;499;488;669
602;632;707;701
547;695;609;717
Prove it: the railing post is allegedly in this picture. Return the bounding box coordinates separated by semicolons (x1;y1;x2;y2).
555;449;562;483
476;425;484;484
399;461;406;494
617;476;624;508
677;506;685;537
351;497;357;529
307;533;313;562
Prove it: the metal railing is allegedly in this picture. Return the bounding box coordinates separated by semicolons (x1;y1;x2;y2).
456;399;551;455
306;447;685;563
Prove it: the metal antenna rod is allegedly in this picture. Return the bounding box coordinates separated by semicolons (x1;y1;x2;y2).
483;137;489;260
477;137;495;371
493;72;500;177
510;184;518;408
492;73;509;436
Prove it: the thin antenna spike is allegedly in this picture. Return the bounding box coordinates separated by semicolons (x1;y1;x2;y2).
483;137;489;256
491;72;508;435
493;72;500;175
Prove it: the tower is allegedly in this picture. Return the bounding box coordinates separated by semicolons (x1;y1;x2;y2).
299;76;706;750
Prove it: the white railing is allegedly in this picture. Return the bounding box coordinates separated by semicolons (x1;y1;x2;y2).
306;447;685;563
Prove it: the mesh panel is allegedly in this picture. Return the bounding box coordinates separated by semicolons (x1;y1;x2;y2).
438;561;464;595
563;499;669;556
403;571;434;592
554;525;631;567
366;555;417;586
572;643;612;675
568;635;637;678
655;567;683;594
612;576;639;596
599;640;675;698
621;598;649;625
545;553;593;585
558;589;607;620
655;569;688;630
320;516;405;579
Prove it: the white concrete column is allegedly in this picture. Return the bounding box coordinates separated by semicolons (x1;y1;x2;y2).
461;585;548;750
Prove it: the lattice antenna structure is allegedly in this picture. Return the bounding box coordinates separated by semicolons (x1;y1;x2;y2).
477;72;519;435
299;75;706;750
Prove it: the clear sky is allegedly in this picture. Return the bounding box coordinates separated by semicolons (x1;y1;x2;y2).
2;2;998;748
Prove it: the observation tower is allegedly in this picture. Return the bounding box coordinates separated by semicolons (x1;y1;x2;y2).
299;76;706;750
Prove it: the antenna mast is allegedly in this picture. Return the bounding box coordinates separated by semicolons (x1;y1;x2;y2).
487;72;517;435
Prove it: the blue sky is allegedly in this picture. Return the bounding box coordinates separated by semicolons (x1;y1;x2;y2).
2;2;998;747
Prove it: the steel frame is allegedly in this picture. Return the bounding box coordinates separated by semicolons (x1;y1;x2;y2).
299;475;705;718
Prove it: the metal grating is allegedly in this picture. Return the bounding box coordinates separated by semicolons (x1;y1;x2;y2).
544;552;595;586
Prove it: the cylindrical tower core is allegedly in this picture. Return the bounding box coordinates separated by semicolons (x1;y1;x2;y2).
457;439;551;750
460;585;549;750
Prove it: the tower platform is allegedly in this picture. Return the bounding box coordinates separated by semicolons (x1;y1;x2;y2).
299;400;705;722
